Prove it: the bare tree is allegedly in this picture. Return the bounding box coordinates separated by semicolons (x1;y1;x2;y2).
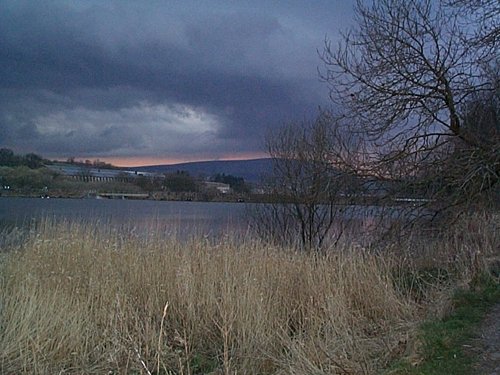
446;0;499;49
320;0;499;213
255;0;497;250
252;112;362;251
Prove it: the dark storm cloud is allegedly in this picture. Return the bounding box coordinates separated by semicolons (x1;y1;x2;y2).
0;0;354;161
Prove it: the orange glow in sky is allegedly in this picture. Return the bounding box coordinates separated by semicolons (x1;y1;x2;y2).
91;152;269;167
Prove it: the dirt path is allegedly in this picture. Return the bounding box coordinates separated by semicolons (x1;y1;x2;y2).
468;303;500;374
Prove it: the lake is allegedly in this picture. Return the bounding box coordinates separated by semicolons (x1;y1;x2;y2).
0;196;422;247
0;197;251;240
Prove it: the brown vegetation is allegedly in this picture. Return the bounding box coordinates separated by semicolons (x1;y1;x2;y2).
0;214;497;374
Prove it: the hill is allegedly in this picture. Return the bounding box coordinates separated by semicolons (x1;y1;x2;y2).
131;158;274;183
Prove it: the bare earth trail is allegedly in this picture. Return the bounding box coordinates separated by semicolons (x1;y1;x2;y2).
468;303;500;374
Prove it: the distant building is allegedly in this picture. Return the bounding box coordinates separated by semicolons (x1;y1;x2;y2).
204;181;231;194
46;163;164;182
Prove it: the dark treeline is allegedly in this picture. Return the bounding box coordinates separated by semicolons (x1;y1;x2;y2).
0;148;46;169
65;157;118;169
134;170;251;195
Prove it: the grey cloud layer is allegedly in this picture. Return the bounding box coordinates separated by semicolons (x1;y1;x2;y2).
0;0;353;160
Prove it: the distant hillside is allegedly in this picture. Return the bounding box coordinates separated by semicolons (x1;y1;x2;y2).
131;158;274;183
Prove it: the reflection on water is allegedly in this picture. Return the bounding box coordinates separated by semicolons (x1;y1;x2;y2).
0;197;249;240
0;197;424;248
0;197;245;231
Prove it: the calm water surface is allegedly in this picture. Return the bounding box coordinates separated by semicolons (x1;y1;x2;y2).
0;197;250;238
0;197;422;245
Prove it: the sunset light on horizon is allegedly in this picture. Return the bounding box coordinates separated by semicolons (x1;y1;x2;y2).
61;152;269;168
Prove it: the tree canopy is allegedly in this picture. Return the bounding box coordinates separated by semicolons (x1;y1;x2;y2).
320;0;499;209
0;149;45;169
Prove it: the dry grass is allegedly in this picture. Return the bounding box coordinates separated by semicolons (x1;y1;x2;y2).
0;215;496;374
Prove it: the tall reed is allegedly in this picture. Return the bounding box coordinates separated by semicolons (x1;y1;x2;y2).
1;214;494;374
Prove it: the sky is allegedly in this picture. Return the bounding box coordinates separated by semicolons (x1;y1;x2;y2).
0;0;355;166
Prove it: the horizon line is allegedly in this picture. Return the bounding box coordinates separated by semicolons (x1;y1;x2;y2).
51;153;269;168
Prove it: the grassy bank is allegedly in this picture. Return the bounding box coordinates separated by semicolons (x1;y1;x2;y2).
387;275;500;375
0;216;498;374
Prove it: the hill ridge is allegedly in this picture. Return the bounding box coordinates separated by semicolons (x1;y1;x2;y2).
131;158;274;183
